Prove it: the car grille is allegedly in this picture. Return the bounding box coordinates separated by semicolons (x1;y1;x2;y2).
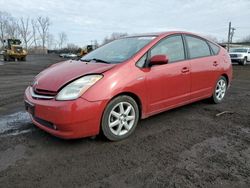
30;87;56;100
14;47;23;53
230;54;238;58
34;88;57;96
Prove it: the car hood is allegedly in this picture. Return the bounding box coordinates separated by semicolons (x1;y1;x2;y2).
229;52;246;55
33;60;116;92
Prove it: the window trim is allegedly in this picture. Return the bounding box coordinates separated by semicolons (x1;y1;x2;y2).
135;52;149;68
207;41;221;55
149;34;187;64
183;34;215;60
136;34;187;68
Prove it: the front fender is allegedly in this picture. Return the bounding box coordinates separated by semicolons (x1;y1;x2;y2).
81;62;148;116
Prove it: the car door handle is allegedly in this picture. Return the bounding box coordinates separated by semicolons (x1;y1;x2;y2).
213;61;218;66
181;67;189;73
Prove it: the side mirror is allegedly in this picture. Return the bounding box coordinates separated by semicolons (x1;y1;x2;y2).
149;55;169;66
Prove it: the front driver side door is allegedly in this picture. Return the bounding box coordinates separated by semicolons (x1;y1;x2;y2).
145;35;191;115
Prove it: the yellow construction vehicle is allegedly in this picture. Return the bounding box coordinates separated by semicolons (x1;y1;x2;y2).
78;45;94;57
3;39;27;61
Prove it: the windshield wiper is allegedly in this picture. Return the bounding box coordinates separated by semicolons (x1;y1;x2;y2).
80;58;110;64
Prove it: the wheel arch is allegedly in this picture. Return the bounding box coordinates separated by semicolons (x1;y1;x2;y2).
107;92;143;119
221;73;229;87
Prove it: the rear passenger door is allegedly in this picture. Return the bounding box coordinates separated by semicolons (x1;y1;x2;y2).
184;35;218;100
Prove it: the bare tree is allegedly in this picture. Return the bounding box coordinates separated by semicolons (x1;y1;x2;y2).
0;11;16;48
18;17;33;49
6;16;19;39
0;11;8;48
240;35;250;43
36;16;50;53
31;19;38;48
102;32;128;45
66;43;79;52
47;34;55;50
58;32;67;49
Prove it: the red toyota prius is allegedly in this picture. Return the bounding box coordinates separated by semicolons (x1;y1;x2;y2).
24;31;232;141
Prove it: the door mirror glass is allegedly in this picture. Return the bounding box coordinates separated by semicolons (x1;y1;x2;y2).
149;55;169;66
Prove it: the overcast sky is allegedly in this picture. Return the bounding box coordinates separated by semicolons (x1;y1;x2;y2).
1;0;249;46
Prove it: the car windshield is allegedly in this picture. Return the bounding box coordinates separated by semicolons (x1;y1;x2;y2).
80;36;156;64
230;49;248;53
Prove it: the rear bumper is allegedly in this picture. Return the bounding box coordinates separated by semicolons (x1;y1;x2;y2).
24;86;107;139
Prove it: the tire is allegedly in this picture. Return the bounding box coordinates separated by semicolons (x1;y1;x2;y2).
211;76;227;104
101;95;139;141
240;57;247;66
6;56;10;61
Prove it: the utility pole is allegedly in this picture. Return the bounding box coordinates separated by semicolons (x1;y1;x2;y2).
227;22;236;52
230;27;236;43
227;22;231;52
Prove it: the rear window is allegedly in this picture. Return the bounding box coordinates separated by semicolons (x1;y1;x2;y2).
208;42;220;55
186;35;211;59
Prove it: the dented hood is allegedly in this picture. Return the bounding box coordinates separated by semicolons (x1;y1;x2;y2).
33;60;116;92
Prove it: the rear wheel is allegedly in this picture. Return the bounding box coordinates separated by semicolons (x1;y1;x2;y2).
211;76;227;104
101;95;139;141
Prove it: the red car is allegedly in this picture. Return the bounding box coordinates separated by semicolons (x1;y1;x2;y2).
24;31;232;141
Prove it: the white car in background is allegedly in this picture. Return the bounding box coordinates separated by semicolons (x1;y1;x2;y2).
59;53;77;59
229;48;250;65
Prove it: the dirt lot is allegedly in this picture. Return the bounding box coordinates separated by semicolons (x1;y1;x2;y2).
0;55;249;188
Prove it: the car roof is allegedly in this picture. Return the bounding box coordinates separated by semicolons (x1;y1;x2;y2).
125;31;204;38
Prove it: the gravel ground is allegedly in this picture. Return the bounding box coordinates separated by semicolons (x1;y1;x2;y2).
0;55;249;188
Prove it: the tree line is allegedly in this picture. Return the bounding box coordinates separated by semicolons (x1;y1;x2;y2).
0;11;67;52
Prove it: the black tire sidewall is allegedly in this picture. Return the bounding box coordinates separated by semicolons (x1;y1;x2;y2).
101;95;139;141
243;57;247;65
212;76;227;104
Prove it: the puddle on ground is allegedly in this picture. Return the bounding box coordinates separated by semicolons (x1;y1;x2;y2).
0;111;33;136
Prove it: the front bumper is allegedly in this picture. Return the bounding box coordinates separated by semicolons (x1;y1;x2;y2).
230;57;244;62
24;86;107;139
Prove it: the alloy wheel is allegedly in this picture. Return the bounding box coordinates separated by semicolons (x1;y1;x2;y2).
215;79;226;101
108;102;136;136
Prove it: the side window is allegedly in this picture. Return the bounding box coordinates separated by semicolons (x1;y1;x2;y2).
136;53;147;68
208;41;220;55
151;35;185;63
186;36;211;58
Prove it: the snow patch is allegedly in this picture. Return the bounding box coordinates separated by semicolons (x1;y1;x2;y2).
0;111;32;135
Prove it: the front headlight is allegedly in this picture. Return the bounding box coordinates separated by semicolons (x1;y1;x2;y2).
238;54;243;57
56;75;103;101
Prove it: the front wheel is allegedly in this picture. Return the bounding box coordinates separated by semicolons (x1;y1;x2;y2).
211;76;227;104
101;96;139;141
240;57;247;66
